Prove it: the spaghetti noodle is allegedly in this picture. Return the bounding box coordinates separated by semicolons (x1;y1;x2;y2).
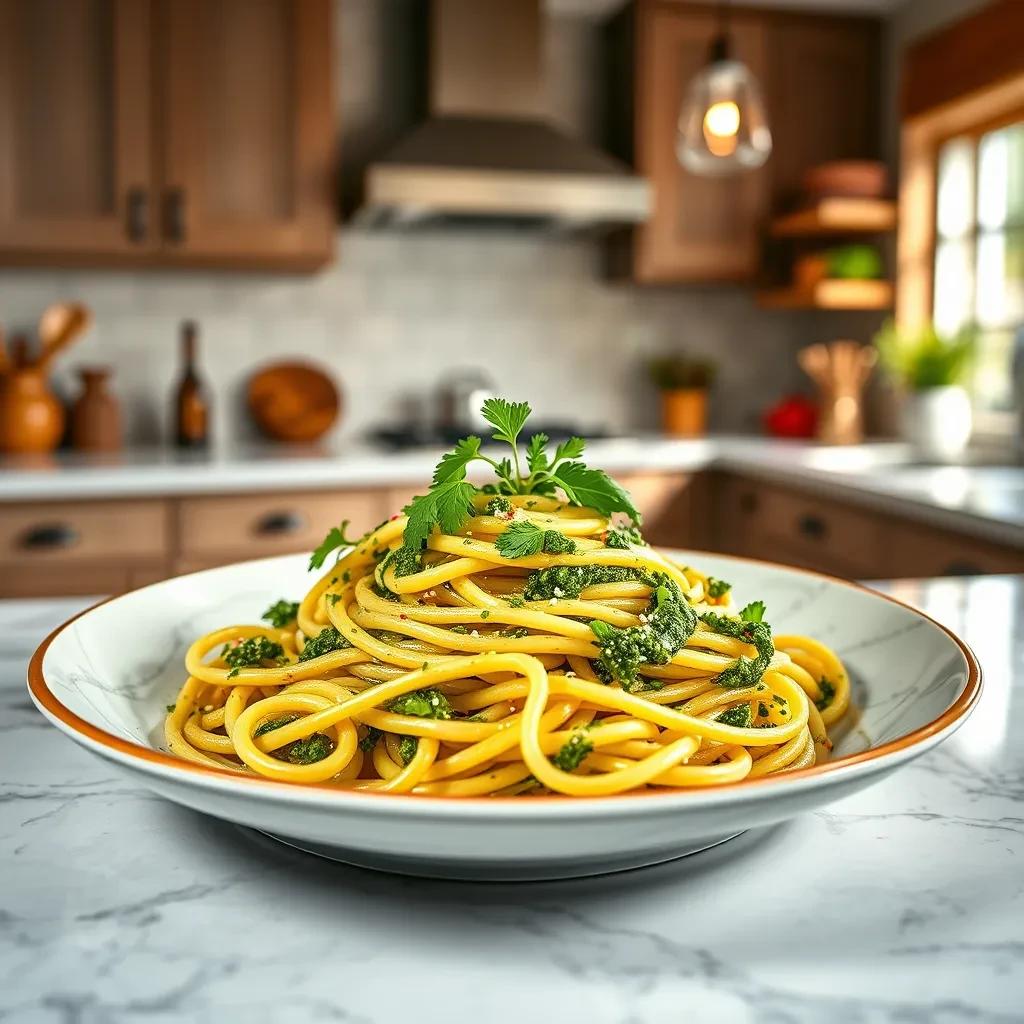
164;495;851;797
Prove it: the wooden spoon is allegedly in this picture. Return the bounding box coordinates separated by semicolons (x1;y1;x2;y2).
37;303;92;372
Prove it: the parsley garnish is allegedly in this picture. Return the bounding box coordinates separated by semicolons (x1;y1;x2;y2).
706;578;731;599
739;600;766;623
309;520;365;571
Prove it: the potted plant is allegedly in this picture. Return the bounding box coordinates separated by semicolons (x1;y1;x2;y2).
873;320;975;462
648;355;717;437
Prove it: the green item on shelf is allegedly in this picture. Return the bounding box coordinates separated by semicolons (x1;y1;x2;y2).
826;245;883;280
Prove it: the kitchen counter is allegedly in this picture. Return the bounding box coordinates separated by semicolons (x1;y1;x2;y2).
2;576;1023;1022
2;436;1022;548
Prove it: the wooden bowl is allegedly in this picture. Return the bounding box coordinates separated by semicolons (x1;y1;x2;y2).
246;362;341;443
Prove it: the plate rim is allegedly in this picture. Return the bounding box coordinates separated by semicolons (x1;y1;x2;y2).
27;549;983;817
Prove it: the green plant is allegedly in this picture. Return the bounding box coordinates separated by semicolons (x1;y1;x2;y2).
873;320;975;391
648;355;717;391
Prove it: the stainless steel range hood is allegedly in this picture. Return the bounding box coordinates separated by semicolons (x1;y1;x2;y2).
355;0;651;230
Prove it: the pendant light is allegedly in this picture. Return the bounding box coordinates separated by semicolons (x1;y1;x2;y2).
676;2;772;175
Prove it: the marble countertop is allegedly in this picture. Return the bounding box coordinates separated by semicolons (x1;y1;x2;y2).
2;435;1023;548
2;575;1023;1022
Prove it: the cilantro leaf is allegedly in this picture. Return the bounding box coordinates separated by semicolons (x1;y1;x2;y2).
433;435;483;485
550;462;640;523
482;398;531;447
739;600;766;623
403;478;478;549
495;520;544;558
553;436;586;463
309;520;363;571
526;433;550;474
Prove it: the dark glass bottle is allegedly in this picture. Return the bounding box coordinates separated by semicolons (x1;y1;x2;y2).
173;321;210;449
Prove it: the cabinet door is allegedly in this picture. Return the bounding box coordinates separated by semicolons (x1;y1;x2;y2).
766;18;879;210
633;4;770;282
0;0;154;257
159;0;334;268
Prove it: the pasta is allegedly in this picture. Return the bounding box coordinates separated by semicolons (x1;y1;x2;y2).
164;495;851;798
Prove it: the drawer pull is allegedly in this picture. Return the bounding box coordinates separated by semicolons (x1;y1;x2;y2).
798;514;827;540
254;511;307;536
20;523;80;550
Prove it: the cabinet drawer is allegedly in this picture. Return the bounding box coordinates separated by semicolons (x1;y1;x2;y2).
0;500;169;565
176;490;385;561
716;477;885;577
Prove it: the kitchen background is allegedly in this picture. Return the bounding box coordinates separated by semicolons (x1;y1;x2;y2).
0;0;1021;595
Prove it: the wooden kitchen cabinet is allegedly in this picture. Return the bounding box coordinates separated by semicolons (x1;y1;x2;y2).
0;0;334;270
712;473;1024;579
606;2;881;283
0;0;154;258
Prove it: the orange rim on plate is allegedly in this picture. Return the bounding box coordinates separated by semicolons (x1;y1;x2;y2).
26;555;983;805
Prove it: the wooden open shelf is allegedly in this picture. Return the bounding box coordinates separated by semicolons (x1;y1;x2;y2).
756;278;894;310
770;198;897;237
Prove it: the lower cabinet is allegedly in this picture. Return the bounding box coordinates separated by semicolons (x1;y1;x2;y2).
0;471;1019;597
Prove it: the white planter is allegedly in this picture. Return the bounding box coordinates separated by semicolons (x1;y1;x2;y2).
902;385;973;462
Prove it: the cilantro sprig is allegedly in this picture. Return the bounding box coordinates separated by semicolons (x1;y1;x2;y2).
398;398;640;552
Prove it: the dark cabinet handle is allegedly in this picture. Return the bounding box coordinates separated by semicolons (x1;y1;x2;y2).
163;188;186;243
126;187;148;243
20;523;80;550
798;514;827;540
254;511;307;536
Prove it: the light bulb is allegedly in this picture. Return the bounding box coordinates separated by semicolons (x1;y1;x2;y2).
678;56;772;175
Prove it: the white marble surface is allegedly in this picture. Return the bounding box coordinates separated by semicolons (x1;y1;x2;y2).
2;576;1023;1023
2;435;1023;548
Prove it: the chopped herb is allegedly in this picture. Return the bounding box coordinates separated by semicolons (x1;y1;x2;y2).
508;594;525;608
497;626;529;639
398;735;419;765
254;714;300;738
298;625;352;662
524;564;650;601
551;730;594;772
816;678;837;711
358;726;382;752
326;593;342;606
706;578;732;599
449;625;470;635
485;496;514;516
717;704;752;728
589;575;697;685
262;599;299;628
700;611;774;689
388;688;453;720
165;703;176;713
605;523;645;549
480;610;490;619
758;702;770;717
222;636;286;678
284;733;334;764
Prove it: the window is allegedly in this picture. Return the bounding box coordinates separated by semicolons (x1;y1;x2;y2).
933;118;1024;430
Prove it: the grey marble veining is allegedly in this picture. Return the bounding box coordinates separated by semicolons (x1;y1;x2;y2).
2;578;1024;1023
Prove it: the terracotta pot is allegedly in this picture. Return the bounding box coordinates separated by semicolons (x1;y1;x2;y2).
0;369;65;454
660;388;707;437
71;367;122;452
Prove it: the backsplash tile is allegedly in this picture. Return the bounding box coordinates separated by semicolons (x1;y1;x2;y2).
0;230;881;447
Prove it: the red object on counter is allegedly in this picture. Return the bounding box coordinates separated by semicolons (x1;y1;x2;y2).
763;394;819;438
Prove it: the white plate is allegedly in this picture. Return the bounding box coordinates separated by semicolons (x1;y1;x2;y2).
28;552;981;880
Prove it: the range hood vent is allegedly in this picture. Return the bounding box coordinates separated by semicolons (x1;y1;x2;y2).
355;0;651;230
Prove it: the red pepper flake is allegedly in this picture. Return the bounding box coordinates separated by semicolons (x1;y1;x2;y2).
400;614;408;619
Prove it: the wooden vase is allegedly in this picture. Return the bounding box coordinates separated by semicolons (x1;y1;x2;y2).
660;388;708;437
0;369;65;454
71;367;122;452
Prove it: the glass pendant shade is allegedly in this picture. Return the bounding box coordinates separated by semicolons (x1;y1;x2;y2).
677;45;772;175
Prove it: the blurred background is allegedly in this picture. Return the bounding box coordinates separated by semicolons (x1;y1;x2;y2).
0;0;1021;595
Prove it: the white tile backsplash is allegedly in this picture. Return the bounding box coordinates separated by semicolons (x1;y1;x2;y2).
0;228;882;447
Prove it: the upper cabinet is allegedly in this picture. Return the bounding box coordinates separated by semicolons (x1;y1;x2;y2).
606;1;881;284
0;0;335;270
